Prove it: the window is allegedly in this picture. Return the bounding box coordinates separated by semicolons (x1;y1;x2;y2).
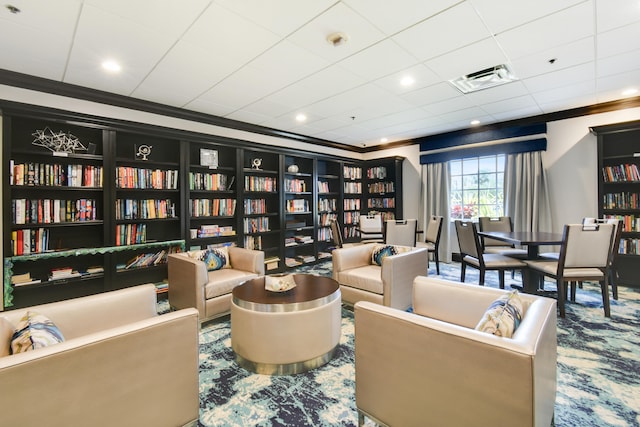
450;154;505;220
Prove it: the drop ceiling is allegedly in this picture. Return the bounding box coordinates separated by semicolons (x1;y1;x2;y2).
1;0;639;148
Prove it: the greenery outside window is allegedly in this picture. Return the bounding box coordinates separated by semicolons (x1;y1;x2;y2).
450;154;505;220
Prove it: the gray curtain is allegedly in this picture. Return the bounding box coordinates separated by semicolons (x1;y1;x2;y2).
420;162;451;262
504;151;553;233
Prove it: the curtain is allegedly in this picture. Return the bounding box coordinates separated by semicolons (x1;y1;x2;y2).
504;151;553;232
421;162;451;262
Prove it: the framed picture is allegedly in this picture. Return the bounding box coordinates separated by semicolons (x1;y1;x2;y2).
200;148;219;168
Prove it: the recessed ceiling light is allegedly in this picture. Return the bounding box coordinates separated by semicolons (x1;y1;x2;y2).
101;60;121;73
380;137;388;143
622;88;638;96
295;113;307;122
400;76;415;87
470;119;481;126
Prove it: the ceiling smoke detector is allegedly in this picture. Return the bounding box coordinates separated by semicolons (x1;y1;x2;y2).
449;64;517;94
326;32;348;47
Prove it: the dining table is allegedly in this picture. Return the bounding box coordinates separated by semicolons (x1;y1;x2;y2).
477;230;565;294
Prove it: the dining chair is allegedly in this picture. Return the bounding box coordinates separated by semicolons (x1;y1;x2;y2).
358;214;384;243
478;216;528;258
454;220;527;289
524;223;615;318
417;215;443;274
384;219;417;247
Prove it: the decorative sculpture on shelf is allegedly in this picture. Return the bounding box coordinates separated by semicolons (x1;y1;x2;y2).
251;158;262;170
32;127;88;154
135;144;153;161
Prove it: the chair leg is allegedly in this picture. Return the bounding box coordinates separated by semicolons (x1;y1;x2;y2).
557;280;566;318
435;252;440;275
461;262;466;282
498;271;505;289
600;279;611;317
479;269;486;286
610;270;618;300
570;281;577;301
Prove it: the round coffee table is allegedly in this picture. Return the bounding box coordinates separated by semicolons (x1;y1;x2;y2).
231;274;341;375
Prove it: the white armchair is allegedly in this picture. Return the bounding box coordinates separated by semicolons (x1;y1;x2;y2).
355;276;557;427
332;243;428;310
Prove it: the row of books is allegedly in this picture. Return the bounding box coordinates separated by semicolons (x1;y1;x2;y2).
368;182;395;193
189;173;234;191
244;235;262;250
344;182;362;193
368;198;396;208
318;198;337;212
602;164;640;182
116;166;178;189
619;238;640;255
116;223;147;246
49;267;82;281
603;214;639;232
244;176;277;192
243;217;270;233
343;211;361;225
10;228;49;256
369;211;396;221
317;181;333;193
343;166;362;180
12;198;98;224
193;225;235;238
366;166;387;179
284;235;313;246
603;192;640;209
286;199;310;213
189;198;236;217
284;178;307;192
115;198;177;220
120;248;179;270
244;198;268;215
10;161;103;188
317;227;333;241
318;212;337;227
11;272;42;286
344;199;361;211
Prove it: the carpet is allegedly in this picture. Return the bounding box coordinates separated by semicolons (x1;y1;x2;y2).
163;261;640;427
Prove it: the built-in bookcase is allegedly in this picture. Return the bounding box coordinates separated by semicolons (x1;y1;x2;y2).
593;120;640;288
283;155;315;269
364;156;404;222
342;162;363;242
316;159;341;259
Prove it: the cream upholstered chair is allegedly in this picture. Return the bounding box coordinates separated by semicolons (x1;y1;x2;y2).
355;276;557;427
455;220;527;289
358;214;384;243
525;223;615;318
384;219;417;247
417;215;443;274
332;243;428;310
478;216;528;258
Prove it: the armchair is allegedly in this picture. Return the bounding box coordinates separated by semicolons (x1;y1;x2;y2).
332;243;428;310
355;276;557;427
168;246;264;322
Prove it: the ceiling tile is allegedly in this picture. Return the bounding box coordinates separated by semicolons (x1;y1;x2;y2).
595;0;640;32
392;2;492;61
480;94;541;115
421;95;476;116
401;82;461;106
496;2;594;59
373;64;441;94
304;84;390;117
343;0;460;35
338;39;419;81
597;48;640;77
470;0;585;34
464;81;530;105
597;21;640;58
249;40;329;84
510;37;595;80
287;2;386;63
242;99;296;120
490;105;545;121
425;37;509;80
522;62;595;93
531;80;596;105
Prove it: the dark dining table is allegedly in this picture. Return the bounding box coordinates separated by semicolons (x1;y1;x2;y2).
477;231;565;294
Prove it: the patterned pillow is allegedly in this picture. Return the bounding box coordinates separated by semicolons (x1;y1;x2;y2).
11;311;65;354
370;244;411;266
188;247;230;271
475;290;524;338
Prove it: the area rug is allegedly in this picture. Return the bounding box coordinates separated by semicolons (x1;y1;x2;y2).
164;262;640;426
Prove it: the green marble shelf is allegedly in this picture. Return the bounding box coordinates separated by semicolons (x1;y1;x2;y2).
3;239;185;308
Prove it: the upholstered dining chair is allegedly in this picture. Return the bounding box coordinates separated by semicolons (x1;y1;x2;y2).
384;219;417;247
358;214;384;243
330;218;358;249
417;215;443;274
478;216;528;258
454;220;527;289
524;223;615;318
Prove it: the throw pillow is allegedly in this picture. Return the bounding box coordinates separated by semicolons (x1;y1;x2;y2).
370;244;411;266
475;290;524;338
188;247;230;271
1;317;14;357
11;311;65;354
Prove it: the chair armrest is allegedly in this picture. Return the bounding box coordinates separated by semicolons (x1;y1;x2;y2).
332;244;376;280
229;247;265;274
168;253;208;314
380;248;428;310
0;308;200;427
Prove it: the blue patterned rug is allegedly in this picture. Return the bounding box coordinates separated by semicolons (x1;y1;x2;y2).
162;261;640;427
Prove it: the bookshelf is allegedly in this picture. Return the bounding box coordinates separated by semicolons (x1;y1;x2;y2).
364;156;404;222
283;155;315;269
342;162;363;242
316;158;341;260
186;141;239;251
592;120;640;288
241;149;282;272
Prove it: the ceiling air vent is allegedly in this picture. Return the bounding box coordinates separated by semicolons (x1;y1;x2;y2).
449;64;517;94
